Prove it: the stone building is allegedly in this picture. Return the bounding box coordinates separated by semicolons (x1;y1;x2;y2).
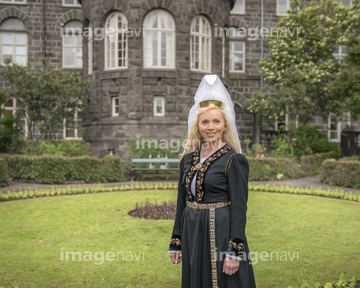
0;0;358;157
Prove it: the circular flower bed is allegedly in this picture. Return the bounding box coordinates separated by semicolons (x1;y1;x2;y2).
128;201;176;220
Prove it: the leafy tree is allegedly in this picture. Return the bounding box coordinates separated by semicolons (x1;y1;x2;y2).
329;3;360;118
248;0;360;154
0;58;90;140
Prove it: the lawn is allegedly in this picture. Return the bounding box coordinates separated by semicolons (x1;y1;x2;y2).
0;189;359;288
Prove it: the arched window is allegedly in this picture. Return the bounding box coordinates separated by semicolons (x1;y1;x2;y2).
105;12;128;70
190;16;211;72
143;9;175;68
0;18;27;65
62;20;83;68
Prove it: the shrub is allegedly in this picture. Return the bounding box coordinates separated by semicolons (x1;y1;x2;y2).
0;116;24;154
320;159;360;189
272;125;342;158
3;154;123;184
22;140;92;157
248;158;303;180
0;157;9;187
292;125;342;157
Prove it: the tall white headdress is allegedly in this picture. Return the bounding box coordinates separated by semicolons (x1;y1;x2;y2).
188;75;242;153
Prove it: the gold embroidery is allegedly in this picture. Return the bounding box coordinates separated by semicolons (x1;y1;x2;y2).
228;240;244;251
209;208;218;288
170;238;181;246
184;144;230;202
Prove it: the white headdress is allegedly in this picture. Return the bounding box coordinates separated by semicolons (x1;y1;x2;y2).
188;74;242;153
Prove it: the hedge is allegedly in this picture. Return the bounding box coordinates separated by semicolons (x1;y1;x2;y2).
320;159;360;189
0;157;9;187
2;155;123;184
248;158;302;180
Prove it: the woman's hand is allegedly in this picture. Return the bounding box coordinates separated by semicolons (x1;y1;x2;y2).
169;251;182;264
223;256;240;275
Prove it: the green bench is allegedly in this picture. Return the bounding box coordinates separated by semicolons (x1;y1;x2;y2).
130;158;179;181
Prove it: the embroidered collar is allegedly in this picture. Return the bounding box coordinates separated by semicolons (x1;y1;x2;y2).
185;144;230;201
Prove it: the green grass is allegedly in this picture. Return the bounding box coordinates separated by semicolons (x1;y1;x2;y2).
0;190;359;288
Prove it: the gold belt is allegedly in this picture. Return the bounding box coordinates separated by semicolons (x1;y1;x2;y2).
186;201;230;210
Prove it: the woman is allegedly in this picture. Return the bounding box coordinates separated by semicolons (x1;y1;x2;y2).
169;75;256;288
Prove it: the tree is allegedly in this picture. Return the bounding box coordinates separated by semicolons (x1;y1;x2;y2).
248;0;360;154
0;58;90;140
329;2;360;118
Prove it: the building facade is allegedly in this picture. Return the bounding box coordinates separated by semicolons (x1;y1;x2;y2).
0;0;358;157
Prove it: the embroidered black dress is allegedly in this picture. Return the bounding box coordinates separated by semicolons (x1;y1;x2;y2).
169;144;256;288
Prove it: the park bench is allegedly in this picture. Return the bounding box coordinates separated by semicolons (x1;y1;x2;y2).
130;157;179;181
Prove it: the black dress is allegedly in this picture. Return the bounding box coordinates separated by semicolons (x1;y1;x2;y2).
169;144;256;288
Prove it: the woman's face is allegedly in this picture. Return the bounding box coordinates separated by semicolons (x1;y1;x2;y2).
198;108;225;147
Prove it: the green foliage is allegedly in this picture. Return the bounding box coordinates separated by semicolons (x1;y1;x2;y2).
22;140;92;157
0;58;90;140
0;157;9;187
248;158;303;180
0;116;24;153
3;154;123;184
289;273;358;288
272;125;342;158
320;159;360;188
249;0;360;128
291;125;342;157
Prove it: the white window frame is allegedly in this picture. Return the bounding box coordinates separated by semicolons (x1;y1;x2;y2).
230;0;245;15
105;12;128;70
229;41;245;73
0;18;27;66
87;24;93;75
0;0;26;4
62;21;83;69
333;45;347;63
2;98;16;118
112;96;120;117
328;114;341;143
63;110;82;140
62;0;81;7
277;0;291;16
143;10;176;69
335;0;352;5
153;96;165;117
190;16;211;72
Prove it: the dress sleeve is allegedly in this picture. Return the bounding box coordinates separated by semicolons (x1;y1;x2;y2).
169;157;187;251
226;153;249;258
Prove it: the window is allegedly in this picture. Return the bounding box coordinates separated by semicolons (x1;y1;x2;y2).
190;16;211;72
62;21;83;68
277;0;291;16
64;110;83;139
0;0;26;4
229;41;245;73
112;97;120;117
88;24;93;74
335;0;352;5
143;10;175;69
2;98;16;118
105;12;128;70
328;114;341;142
153;96;165;116
333;45;347;63
62;0;81;6
230;0;245;15
0;18;27;65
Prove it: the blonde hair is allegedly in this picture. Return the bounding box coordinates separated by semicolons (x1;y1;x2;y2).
180;106;240;159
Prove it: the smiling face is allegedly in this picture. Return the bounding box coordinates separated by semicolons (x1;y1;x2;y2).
198;108;226;148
